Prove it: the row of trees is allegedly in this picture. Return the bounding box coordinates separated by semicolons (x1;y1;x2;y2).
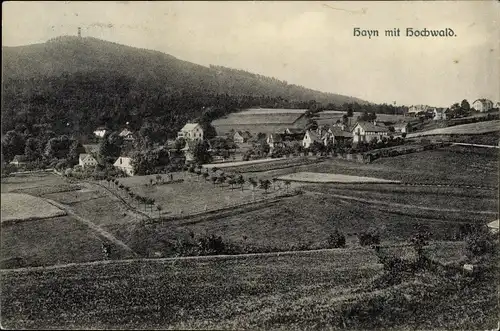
186;164;292;195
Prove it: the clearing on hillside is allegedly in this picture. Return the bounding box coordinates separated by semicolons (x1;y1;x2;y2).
407;120;500;137
1;193;66;222
278;172;400;184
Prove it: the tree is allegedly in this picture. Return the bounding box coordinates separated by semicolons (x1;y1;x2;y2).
346;105;354;126
2;130;26;162
259;179;271;194
174;138;186;151
98;131;123;161
328;229;346;248
156;205;162;218
24;137;42;161
460;99;471;115
284;180;291;193
237;175;245;191
192;140;212;164
68;140;85;166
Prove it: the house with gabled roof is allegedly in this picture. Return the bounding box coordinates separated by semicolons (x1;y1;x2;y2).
93;127;108;138
433;108;447;121
323;127;353;145
302;130;322;149
177;123;204;141
113;156;134;176
119;128;135;141
9;155;27;167
78;153;98;169
472;99;494;112
233;131;252;144
352;121;389;143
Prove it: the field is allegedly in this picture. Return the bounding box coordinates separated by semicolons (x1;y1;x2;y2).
407;120;500;137
277;172;400;184
1;193;66;222
1;243;496;330
118;173;288;216
236;146;498;187
315;110;405;126
0;216;134;269
1;172;73;194
1;175;137;269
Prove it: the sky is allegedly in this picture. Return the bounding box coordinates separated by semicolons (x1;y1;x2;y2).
3;1;499;107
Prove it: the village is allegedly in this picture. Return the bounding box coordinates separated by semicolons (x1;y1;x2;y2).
10;98;491;178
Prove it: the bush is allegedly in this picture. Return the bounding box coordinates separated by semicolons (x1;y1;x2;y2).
358;229;380;246
465;228;496;260
328;229;346;248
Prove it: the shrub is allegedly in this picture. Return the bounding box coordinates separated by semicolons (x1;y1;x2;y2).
328;229;346;248
197;234;226;255
358;229;381;246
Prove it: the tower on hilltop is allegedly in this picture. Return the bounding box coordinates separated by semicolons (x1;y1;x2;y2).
77;27;82;38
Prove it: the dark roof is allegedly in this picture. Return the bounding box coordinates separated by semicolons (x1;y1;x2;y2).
354;122;389;133
329;127;353;138
268;133;283;142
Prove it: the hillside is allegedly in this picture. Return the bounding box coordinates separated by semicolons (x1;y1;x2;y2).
2;36;369;138
3;36;367;105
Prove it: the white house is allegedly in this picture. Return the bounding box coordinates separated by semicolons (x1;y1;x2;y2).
352;121;389;143
119;128;135;141
113;156;134;176
78;153;98;169
93;127;108;138
302;130;322;149
433;108;447;121
472;99;494;112
177;123;204;141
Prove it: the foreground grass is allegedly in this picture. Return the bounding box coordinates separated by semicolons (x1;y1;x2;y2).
1;245;496;330
0;249;381;329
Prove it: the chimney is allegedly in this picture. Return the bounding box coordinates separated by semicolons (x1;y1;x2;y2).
77;27;82;38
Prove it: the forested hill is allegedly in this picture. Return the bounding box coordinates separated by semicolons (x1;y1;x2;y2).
2;36;368;138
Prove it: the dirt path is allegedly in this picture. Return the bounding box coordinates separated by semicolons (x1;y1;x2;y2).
1;241;458;274
305;190;498;216
451;143;499;149
44;198;138;257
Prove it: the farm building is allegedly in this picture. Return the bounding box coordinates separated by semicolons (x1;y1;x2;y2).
352;121;389;143
177;123;204;141
78;154;98;169
233;131;252;143
9;155;28;167
212;108;308;136
472;99;494;112
93;127;108;138
113;156;134;176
